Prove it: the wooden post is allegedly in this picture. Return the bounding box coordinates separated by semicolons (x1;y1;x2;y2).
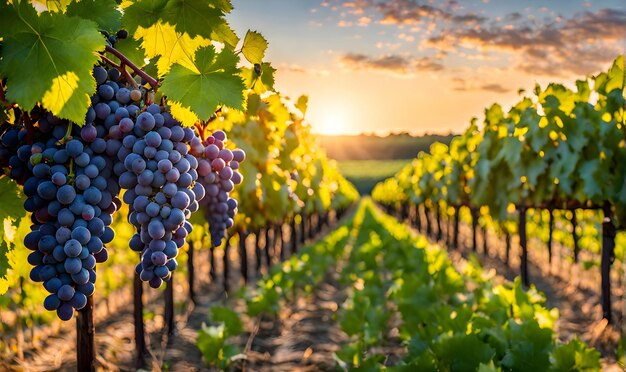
471;208;478;252
77;295;96;372
255;230;262;275
300;213;307;244
223;238;231;293
436;203;443;242
164;274;175;336
452;206;460;249
424;205;432;237
519;207;529;287
264;226;272;268
291;217;298;254
547;208;554;265
277;224;285;261
239;232;248;284
601;202;616;323
133;272;146;369
482;225;488;256
505;230;511;266
209;246;216;282
572;211;580;263
415;204;422;232
188;241;195;304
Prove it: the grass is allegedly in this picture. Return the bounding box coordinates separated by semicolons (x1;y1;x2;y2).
338;159;410;195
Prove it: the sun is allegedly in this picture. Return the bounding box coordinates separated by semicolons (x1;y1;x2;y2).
314;112;351;135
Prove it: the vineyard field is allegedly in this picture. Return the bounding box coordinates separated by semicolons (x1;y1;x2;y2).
338;159;410;194
0;1;624;371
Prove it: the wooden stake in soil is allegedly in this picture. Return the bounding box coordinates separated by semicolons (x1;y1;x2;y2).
435;204;443;242
519;207;529;287
452;206;460;249
415;203;422;232
601;202;616;323
239;232;249;283
165;274;175;336
572;211;580;263
255;230;262;275
209;246;216;282
77;295;96;372
223;238;231;293
133;268;147;368
188;241;196;304
471;207;478;252
547;208;554;265
264;226;272;267
290;217;298;254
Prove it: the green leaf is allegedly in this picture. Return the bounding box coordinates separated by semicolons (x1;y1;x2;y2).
162;0;229;38
241;31;268;64
550;337;601;372
0;177;27;293
431;333;496;371
295;95;308;116
241;62;275;94
210;20;239;49
120;0;168;33
0;2;104;124
160;45;245;121
502;319;553;372
66;0;122;32
210;306;243;336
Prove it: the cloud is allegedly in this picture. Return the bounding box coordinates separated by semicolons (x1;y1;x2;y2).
452;78;510;93
431;8;626;75
329;1;626;76
340;53;443;75
279;64;331;76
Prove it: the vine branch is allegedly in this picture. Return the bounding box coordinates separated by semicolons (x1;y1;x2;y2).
104;45;159;89
100;54;139;90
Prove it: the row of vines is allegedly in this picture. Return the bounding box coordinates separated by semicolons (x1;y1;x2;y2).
0;0;358;370
373;56;625;324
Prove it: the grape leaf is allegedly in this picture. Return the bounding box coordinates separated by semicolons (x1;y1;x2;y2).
160;45;244;121
210;21;239;50
0;177;27;293
295;95;308;116
241;62;275;94
162;0;237;44
66;0;122;32
0;2;104;124
133;21;210;76
208;0;233;13
120;0;168;33
241;31;268;64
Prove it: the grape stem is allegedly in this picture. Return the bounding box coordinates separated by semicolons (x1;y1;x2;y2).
104;45;159;89
194;122;206;142
100;54;140;90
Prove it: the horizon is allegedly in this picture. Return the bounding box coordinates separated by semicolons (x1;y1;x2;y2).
228;0;626;136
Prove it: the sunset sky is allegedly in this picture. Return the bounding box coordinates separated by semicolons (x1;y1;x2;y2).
229;0;626;136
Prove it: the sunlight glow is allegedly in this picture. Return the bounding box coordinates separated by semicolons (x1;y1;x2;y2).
314;111;352;135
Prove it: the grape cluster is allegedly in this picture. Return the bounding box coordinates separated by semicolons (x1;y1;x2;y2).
190;130;245;247
113;103;203;288
0;61;245;319
19;117;119;320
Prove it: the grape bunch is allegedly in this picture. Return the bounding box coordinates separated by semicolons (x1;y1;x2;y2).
0;59;242;319
0;125;32;184
114;103;203;288
190;130;245;247
18;118;119;320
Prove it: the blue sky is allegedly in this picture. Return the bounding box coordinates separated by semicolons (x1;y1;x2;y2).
228;0;626;135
